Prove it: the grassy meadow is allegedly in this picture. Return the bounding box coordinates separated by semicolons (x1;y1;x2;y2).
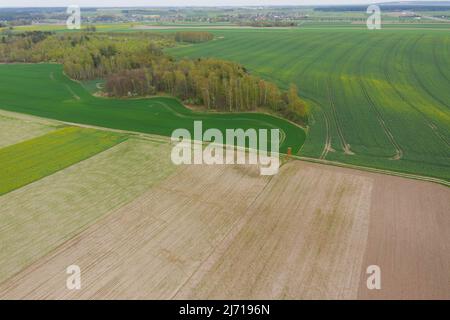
168;27;450;180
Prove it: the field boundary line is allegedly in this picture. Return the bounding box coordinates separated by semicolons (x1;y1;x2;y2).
66;112;449;186
2;106;447;186
293;155;450;187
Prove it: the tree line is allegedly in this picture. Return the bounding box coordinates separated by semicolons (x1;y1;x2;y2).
0;31;174;80
0;30;309;124
237;21;298;27
105;58;309;123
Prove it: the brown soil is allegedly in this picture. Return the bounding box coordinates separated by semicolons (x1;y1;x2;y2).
0;160;448;299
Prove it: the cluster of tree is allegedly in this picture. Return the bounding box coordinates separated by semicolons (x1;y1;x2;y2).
105;58;309;123
18;31;53;43
0;31;174;80
174;31;214;43
0;30;308;124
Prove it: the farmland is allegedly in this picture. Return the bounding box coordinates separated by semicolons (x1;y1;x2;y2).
168;27;450;181
0;41;448;299
0;63;306;154
0;4;449;301
1;159;448;299
0;115;178;283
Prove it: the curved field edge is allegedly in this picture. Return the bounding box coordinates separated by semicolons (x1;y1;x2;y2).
0;63;306;154
3;100;448;187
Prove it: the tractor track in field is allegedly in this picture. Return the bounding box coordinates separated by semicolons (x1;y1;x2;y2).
324;34;372;156
409;36;450;110
64;84;80;101
357;35;403;160
298;35;356;159
284;33;349;160
301;93;332;160
261;33;348;159
253;32;351;159
324;36;369;156
359;83;403;160
315;78;334;160
406;36;450;147
319;105;332;160
432;39;450;84
326;80;353;155
383;35;450;149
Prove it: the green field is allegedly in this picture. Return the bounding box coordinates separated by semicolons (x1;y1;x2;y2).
168;27;450;181
0;63;305;153
0;126;126;195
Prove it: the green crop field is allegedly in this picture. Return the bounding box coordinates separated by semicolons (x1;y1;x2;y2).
0;63;305;153
0;126;126;195
168;27;450;181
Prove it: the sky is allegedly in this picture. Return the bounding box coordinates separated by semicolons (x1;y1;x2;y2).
0;0;400;8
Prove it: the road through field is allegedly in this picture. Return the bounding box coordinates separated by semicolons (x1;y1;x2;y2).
1;159;448;299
